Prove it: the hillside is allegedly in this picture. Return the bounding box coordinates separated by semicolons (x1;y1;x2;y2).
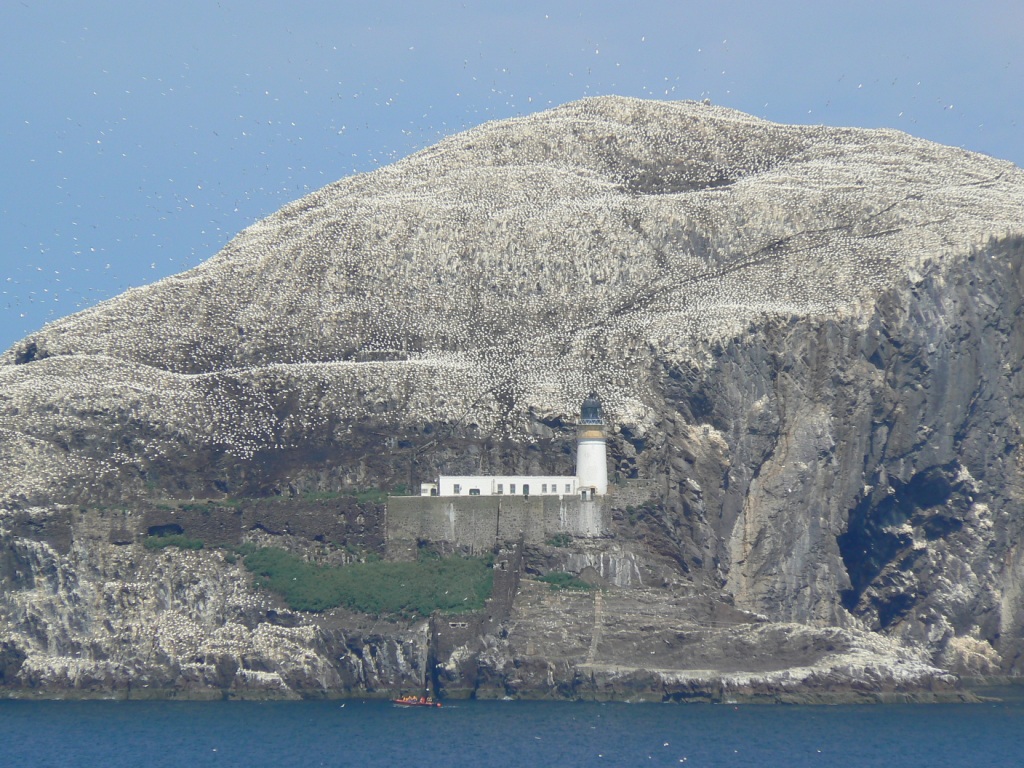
1;96;1023;699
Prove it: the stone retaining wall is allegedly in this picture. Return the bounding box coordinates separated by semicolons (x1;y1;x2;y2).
387;494;610;554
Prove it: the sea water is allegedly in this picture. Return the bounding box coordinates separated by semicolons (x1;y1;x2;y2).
1;698;1020;767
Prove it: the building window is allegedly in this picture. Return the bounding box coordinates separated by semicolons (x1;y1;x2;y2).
565;483;571;493
510;484;516;494
453;484;461;494
469;488;480;496
542;484;548;493
496;484;503;494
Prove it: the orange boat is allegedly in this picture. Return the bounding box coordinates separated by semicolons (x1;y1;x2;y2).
392;694;442;708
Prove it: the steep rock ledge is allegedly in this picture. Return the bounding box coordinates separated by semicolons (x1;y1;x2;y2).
0;510;428;699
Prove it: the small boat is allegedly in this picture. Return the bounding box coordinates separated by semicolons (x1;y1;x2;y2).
392;694;442;708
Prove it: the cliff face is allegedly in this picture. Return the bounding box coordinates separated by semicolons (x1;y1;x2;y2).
1;96;1023;698
0;506;427;698
642;238;1024;675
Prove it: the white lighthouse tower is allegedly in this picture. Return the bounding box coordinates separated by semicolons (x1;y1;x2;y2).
576;393;608;496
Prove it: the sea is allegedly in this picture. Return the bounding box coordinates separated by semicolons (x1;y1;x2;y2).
2;698;1020;767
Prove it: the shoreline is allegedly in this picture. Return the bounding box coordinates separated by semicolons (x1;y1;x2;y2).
0;684;988;705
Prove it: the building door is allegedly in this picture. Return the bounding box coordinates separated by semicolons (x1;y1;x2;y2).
522;484;530;497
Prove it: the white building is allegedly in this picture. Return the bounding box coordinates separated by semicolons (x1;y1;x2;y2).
420;394;608;499
428;475;578;497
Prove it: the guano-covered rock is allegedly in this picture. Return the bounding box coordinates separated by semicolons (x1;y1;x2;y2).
1;96;1023;700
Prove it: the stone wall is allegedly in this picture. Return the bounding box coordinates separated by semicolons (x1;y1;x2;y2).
387;494;609;555
133;497;385;552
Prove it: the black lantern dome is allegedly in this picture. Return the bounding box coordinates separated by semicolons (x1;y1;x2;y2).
580;393;604;425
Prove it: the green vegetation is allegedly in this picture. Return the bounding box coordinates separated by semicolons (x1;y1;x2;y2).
338;484;412;504
546;532;573;548
242;547;494;616
232;542;258;557
538;571;592;592
624;498;662;526
147;487;392;509
347;488;388;504
143;534;204;551
302;490;343;502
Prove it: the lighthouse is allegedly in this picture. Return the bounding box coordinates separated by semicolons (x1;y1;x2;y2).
576;393;608;495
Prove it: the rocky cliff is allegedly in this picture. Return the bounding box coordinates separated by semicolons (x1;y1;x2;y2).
1;96;1023;699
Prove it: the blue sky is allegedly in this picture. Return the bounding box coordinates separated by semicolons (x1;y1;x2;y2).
2;0;1022;352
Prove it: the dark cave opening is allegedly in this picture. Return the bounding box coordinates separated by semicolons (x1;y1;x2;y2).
838;463;960;612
